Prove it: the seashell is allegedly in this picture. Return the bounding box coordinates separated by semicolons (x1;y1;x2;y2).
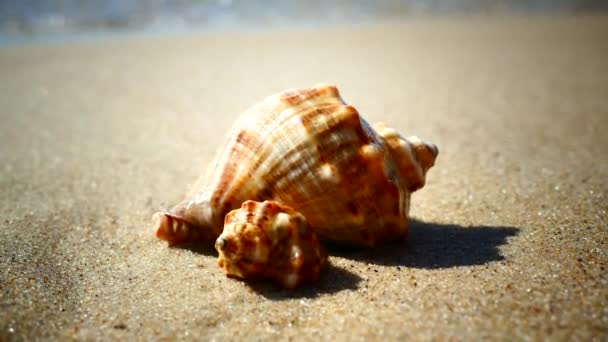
216;200;326;288
154;83;438;249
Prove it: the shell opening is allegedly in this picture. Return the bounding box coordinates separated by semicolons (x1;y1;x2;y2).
153;212;196;245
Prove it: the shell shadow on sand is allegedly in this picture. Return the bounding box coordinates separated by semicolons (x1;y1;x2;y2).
172;242;363;300
327;219;520;268
176;219;518;299
244;264;363;300
170;241;219;257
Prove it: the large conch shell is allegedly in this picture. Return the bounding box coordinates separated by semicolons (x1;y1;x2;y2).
154;84;438;248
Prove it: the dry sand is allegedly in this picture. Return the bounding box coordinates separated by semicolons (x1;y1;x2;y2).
1;14;607;340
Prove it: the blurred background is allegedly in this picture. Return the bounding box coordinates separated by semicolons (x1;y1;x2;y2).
1;0;607;45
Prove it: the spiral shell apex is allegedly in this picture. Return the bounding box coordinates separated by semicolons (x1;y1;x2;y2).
216;200;326;288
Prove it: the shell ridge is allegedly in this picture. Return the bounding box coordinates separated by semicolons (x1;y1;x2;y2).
207;99;290;211
268;115;365;206
216;98;346;208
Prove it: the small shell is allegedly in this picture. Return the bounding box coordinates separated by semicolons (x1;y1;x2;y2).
216;200;326;288
154;84;438;248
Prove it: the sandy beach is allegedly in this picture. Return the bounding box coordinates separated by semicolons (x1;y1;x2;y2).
1;14;607;340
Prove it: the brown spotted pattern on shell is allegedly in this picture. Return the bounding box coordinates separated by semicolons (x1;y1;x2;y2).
153;84;438;287
216;200;326;288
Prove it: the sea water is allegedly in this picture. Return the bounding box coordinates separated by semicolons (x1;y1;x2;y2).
1;0;606;46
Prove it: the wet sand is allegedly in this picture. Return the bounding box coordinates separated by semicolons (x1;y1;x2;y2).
1;15;607;340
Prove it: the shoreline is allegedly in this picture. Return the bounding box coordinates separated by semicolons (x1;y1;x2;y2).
2;12;607;48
